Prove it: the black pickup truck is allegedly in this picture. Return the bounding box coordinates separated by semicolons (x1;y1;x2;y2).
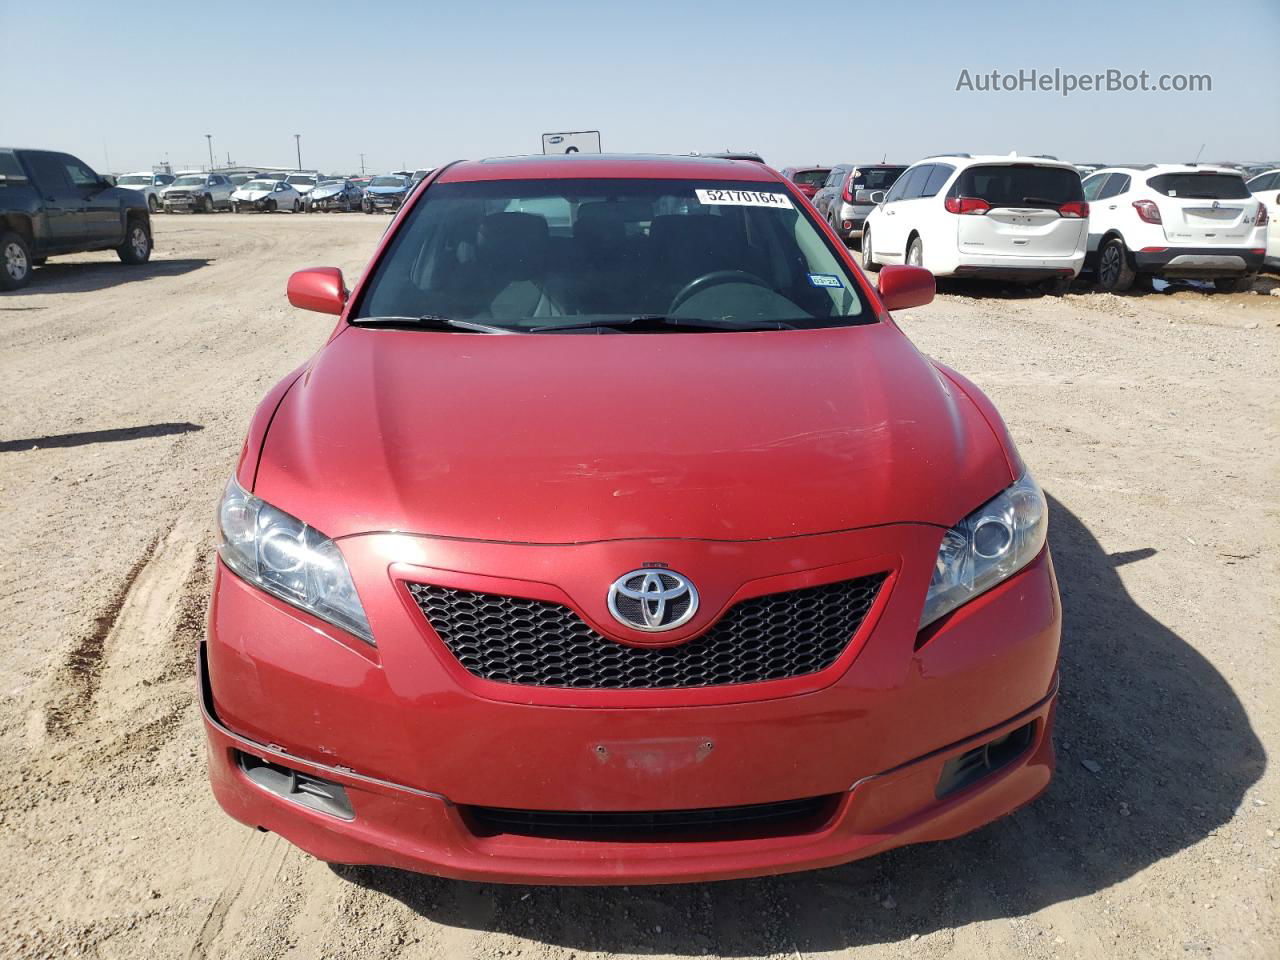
1;147;152;291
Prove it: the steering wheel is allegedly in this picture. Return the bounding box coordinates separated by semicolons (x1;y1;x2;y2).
668;270;770;314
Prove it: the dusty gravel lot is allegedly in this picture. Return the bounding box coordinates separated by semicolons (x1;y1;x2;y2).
1;213;1276;960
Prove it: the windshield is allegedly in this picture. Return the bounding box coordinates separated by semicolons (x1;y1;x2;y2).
1146;173;1250;200
117;175;151;185
318;180;344;188
230;175;254;185
242;180;275;190
286;176;315;186
949;164;1084;208
852;167;906;189
172;176;206;187
370;176;406;187
791;169;830;187
352;178;871;332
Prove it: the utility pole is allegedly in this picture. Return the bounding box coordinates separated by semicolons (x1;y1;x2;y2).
205;134;214;172
294;134;302;171
359;153;366;175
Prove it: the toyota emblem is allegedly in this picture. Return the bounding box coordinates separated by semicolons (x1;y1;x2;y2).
607;569;699;632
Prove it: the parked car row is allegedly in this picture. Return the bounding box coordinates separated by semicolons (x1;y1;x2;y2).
113;167;434;216
782;154;1273;293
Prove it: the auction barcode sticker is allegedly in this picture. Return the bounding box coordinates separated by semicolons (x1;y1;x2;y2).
695;188;794;209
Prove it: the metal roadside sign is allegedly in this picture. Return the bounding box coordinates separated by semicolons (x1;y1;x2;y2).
541;131;602;155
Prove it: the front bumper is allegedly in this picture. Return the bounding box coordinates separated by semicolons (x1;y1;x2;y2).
202;526;1061;884
366;194;405;210
1133;245;1265;277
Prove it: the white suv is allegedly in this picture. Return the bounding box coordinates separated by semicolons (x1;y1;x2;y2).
1081;164;1268;292
1246;169;1280;271
861;154;1088;293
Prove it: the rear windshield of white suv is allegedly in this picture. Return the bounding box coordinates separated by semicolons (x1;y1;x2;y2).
116;175;152;186
353;178;872;332
1146;173;1250;200
950;164;1084;209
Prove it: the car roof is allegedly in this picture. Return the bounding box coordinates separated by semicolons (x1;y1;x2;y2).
437;153;782;184
917;154;1078;171
1093;163;1244;177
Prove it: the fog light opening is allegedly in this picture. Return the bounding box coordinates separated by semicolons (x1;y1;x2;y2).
236;751;354;820
935;720;1036;799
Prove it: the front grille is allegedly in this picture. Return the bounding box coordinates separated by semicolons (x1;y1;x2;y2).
407;573;886;689
464;795;840;842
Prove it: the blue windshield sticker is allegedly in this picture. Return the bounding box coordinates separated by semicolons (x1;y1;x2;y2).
808;273;843;288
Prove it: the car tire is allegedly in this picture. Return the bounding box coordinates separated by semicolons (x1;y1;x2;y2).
1213;273;1257;293
906;235;923;268
202;194;215;214
265;199;277;213
116;219;152;265
862;228;880;271
293;199;302;213
0;230;33;291
163;203;173;214
148;195;159;213
1097;237;1135;292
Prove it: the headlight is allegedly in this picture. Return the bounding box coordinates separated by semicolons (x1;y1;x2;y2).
920;471;1047;628
217;477;374;643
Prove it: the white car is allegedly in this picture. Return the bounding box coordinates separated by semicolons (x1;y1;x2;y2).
861;153;1088;293
1246;168;1280;271
114;171;175;213
1081;164;1268;292
230;178;303;213
284;174;319;197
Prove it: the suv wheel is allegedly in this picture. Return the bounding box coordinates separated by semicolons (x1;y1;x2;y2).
265;199;277;213
202;194;215;214
148;195;159;213
1097;237;1136;292
117;219;152;265
1;230;33;291
862;228;879;271
906;236;923;267
1213;274;1257;293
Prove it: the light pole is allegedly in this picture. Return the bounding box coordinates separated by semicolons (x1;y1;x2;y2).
359;153;366;175
294;134;302;172
205;134;214;172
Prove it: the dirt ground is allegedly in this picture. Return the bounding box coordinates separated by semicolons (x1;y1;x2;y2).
1;212;1276;960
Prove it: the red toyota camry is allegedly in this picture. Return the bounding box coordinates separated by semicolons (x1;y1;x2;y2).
202;154;1060;884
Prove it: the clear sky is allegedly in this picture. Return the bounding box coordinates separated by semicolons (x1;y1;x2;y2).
5;0;1278;175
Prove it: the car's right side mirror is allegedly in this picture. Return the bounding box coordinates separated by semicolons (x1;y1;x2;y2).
877;265;935;311
869;190;886;205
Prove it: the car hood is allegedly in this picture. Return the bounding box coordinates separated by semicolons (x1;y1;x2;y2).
254;324;1014;543
234;189;271;200
312;186;343;198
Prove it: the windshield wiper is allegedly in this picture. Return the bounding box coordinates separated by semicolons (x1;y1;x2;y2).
529;315;798;334
350;314;513;334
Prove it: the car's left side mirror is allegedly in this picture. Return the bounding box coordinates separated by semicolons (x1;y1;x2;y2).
877;264;935;311
288;267;347;315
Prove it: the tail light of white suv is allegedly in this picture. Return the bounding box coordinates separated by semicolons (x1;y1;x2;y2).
1133;200;1162;224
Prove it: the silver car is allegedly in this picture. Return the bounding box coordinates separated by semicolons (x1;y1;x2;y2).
160;172;235;213
823;165;908;247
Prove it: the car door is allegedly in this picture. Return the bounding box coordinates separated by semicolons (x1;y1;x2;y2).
872;166;916;259
879;164;931;260
60;154;120;242
1089;173;1130;252
1080;173;1111;253
20;151;85;246
912;164;955;268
